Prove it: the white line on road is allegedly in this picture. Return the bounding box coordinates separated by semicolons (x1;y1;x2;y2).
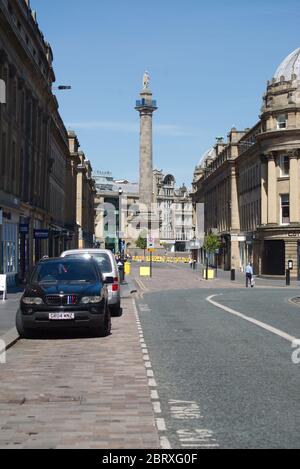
153;401;162;414
151;390;159;400
148;378;157;387
160;436;172;449
207;294;298;344
156;418;167;431
169;400;202;420
132;297;167;448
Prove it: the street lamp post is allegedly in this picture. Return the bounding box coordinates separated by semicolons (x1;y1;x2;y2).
118;188;124;256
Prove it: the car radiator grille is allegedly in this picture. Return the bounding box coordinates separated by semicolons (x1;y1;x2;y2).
45;295;80;306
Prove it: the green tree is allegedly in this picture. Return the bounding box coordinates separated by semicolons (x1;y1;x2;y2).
136;232;147;257
203;233;221;255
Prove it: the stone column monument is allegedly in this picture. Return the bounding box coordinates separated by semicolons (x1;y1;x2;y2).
135;72;158;210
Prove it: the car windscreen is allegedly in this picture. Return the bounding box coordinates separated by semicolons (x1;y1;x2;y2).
65;253;112;274
91;254;112;273
32;260;98;283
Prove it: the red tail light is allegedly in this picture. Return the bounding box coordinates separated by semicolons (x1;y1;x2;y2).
112;277;119;292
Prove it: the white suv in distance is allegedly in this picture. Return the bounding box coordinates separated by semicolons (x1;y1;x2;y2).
60;249;121;316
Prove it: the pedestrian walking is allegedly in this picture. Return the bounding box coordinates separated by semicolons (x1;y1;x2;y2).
245;262;254;288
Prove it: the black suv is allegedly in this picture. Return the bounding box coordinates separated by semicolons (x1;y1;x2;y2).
16;257;113;338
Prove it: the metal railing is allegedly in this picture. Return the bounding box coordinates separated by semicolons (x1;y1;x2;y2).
136;99;157;108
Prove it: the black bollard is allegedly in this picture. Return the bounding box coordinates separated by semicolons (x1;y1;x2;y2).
286;269;291;286
231;269;236;281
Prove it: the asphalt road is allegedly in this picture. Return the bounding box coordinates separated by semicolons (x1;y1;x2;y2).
136;287;300;449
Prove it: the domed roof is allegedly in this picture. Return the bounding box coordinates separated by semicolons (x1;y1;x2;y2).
198;147;216;167
274;48;300;82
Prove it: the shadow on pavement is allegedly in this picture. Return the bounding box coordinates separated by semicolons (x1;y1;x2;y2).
24;329;112;341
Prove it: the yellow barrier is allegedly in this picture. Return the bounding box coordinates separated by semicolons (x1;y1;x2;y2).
125;262;131;275
140;267;151;277
203;269;215;280
132;256;190;264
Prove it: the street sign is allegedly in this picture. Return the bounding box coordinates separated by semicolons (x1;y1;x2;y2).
19;224;29;234
34;229;49;240
147;235;155;250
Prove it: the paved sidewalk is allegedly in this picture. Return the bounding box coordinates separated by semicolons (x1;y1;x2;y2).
0;294;160;449
0;291;23;339
130;262;300;293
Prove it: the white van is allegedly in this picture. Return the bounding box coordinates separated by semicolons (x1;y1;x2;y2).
60;249;121;316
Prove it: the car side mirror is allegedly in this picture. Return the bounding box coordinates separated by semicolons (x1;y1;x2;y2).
104;276;114;284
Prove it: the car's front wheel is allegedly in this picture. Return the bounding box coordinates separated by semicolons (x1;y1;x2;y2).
94;305;111;337
15;310;35;339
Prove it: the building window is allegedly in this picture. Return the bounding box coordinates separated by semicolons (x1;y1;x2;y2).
280;155;290;177
277;114;287;130
281;194;290;225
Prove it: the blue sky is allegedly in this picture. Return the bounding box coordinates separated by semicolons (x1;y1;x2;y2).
33;0;300;186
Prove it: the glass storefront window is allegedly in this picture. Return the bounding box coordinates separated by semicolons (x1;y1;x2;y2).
2;222;18;274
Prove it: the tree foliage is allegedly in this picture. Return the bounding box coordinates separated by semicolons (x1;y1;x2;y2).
203;233;221;254
136;232;147;251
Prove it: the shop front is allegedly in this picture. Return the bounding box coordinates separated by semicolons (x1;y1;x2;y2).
258;227;300;278
0;209;20;286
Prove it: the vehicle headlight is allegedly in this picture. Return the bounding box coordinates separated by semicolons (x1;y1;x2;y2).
23;297;44;305
81;296;102;304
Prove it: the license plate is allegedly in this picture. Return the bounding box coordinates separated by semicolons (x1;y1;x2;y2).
49;313;75;321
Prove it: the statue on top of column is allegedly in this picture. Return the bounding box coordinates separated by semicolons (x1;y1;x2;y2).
143;71;150;90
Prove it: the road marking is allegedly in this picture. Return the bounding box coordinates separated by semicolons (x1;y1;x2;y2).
153;401;162;414
148;378;157;387
169;400;202;420
132;297;168;448
207;294;298;344
139;303;151;312
156;418;167;431
177;429;219;449
136;279;148;293
160;436;172;449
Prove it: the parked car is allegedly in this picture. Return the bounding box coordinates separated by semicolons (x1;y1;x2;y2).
16;257;112;339
60;249;121;316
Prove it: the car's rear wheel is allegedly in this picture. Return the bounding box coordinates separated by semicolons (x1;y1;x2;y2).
109;302;122;317
94;305;111;337
16;310;35;339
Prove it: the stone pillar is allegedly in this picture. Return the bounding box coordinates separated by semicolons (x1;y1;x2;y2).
267;153;277;224
135;88;157;210
230;163;240;231
289;150;300;223
261;158;268;225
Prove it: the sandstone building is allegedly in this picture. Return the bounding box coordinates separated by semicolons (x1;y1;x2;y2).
94;170;193;253
0;1;94;284
193;48;300;278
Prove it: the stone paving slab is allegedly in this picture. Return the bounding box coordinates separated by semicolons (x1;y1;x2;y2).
131;263;299;293
0;292;22;337
0;297;160;449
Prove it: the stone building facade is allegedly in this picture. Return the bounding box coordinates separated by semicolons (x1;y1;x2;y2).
0;1;87;283
94;170;193;253
74;142;96;249
192;47;300;278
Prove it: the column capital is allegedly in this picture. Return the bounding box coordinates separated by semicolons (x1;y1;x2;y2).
265;151;276;161
287;149;300;159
